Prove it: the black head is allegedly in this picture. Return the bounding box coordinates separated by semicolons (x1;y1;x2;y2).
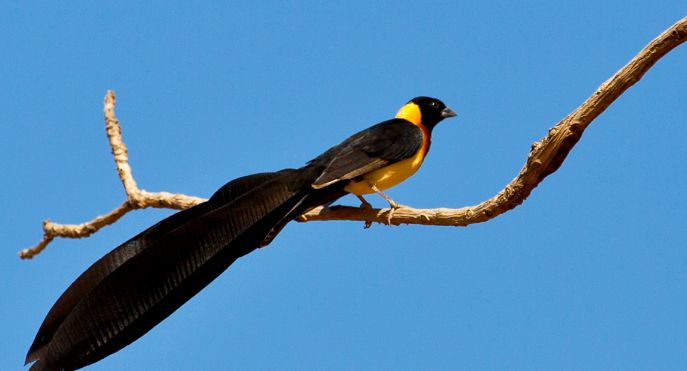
408;96;457;131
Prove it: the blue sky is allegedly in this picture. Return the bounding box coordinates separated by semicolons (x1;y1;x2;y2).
2;2;686;370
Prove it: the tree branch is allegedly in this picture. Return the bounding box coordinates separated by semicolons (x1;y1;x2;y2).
18;16;687;259
299;16;687;225
18;92;206;259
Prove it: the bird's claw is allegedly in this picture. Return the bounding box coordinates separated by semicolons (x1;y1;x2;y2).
386;203;406;227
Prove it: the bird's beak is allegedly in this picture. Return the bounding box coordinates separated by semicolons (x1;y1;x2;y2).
441;107;457;118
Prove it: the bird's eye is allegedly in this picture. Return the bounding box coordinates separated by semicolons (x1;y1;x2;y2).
430;102;439;109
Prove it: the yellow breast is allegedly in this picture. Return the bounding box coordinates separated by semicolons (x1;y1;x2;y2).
343;150;426;195
343;102;430;196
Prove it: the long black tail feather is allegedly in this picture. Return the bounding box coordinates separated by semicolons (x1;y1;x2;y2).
26;168;342;371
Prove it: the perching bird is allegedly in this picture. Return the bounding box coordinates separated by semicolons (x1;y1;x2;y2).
25;96;457;371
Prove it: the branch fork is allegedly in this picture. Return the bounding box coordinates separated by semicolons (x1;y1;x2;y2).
18;92;206;259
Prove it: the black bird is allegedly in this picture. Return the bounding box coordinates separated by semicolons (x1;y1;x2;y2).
25;97;457;370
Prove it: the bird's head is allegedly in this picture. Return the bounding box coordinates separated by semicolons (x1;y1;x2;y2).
396;97;457;131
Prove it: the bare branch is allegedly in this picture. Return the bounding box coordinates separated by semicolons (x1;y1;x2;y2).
104;91;138;196
18;16;687;258
18;92;207;259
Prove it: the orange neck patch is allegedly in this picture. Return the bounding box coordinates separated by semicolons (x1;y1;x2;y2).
395;102;422;126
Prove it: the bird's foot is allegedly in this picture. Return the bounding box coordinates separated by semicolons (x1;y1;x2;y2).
369;185;404;227
357;195;373;210
356;195;374;229
385;201;407;227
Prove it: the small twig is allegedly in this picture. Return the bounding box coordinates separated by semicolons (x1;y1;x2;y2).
104;92;138;196
18;16;687;258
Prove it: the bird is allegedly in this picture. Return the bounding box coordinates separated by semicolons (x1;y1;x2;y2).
25;96;457;371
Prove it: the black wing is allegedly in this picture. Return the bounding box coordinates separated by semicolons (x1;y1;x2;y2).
310;119;424;188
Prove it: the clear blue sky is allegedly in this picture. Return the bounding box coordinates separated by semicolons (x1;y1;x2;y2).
2;2;686;370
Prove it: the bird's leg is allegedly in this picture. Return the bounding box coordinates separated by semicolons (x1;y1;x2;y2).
356;195;372;209
356;195;374;229
369;185;403;226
